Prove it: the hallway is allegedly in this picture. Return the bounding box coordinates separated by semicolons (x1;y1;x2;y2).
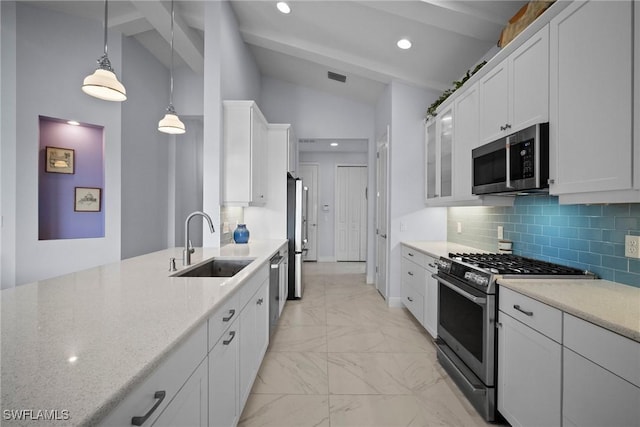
238;262;491;426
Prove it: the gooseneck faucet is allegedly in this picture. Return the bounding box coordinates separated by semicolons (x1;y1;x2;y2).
183;211;215;266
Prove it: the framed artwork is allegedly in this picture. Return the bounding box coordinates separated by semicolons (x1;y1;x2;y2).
46;146;75;174
74;187;101;212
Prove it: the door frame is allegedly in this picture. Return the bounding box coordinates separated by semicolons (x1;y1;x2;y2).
334;164;368;262
298;162;319;261
375;128;390;301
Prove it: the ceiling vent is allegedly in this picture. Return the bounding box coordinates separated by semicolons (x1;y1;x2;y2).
328;71;347;83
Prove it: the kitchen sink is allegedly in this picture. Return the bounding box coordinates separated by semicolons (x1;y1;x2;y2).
174;258;255;278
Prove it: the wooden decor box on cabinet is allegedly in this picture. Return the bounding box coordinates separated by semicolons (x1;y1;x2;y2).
223;100;269;206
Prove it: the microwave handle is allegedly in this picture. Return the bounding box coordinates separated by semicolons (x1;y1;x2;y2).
505;135;513;189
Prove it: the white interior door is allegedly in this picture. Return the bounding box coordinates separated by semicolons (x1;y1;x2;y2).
298;164;318;261
376;132;389;298
336;166;367;261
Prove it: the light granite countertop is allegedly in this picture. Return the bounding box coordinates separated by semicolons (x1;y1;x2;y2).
498;278;640;343
0;239;286;426
401;240;488;259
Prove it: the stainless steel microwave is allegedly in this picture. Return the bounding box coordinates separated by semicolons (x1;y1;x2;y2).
472;123;549;195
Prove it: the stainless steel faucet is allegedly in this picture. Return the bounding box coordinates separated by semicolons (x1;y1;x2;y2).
183;211;215;266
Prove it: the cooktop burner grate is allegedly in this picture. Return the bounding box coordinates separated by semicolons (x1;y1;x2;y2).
448;253;590;276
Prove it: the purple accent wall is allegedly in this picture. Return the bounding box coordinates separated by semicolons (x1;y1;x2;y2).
38;116;105;240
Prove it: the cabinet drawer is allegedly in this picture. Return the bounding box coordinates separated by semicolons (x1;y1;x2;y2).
401;258;425;295
100;323;207;426
402;282;424;322
238;264;269;309
564;313;640;388
401;246;428;267
424;255;438;274
208;293;240;351
499;287;562;343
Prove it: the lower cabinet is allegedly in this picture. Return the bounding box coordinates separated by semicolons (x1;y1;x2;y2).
423;258;438;339
400;245;438;339
209;321;240;427
497;310;561;427
153;359;208;427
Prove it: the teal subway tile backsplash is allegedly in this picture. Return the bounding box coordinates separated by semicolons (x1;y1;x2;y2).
448;195;640;287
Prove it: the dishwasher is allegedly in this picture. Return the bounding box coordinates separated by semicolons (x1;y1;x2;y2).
269;252;286;337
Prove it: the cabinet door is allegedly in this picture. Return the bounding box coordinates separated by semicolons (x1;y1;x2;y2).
239;293;257;408
497;311;561;427
209;325;239;427
453;84;480;202
510;25;549;132
425;119;437;201
437;107;453;199
152;360;207;427
563;348;640;427
250;108;268;204
479;60;509;143
255;280;270;365
549;1;633;194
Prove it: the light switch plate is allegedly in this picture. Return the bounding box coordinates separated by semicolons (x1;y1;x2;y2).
497;226;504;240
457;222;462;234
625;235;640;258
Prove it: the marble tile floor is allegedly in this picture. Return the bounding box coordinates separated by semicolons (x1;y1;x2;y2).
239;262;494;427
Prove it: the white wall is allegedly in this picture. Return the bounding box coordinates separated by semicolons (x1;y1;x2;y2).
299;152;368;261
1;1;17;288
385;81;447;304
203;0;261;248
173;65;203;117
4;3;122;286
121;36;171;260
260;76;377;281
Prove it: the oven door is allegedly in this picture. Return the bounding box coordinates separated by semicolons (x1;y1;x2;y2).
436;273;495;386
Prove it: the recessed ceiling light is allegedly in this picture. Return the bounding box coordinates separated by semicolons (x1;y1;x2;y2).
397;38;412;50
330;142;339;147
277;2;291;14
67;120;80;126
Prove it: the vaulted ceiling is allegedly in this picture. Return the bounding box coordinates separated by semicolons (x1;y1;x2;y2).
22;0;527;104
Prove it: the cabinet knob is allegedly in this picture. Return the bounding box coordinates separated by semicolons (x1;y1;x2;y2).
223;331;236;345
222;309;236;322
505;124;511;129
407;296;413;302
408;271;414;276
500;125;505;131
257;298;264;305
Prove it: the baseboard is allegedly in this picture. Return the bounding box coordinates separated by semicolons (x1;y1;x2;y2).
317;256;336;262
387;296;403;308
366;274;374;284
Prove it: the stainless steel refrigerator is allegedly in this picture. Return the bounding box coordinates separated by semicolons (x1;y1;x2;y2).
287;173;306;299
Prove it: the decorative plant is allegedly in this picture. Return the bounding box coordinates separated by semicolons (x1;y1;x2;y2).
426;61;487;120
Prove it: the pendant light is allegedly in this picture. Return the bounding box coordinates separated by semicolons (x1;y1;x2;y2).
82;0;127;102
158;0;186;134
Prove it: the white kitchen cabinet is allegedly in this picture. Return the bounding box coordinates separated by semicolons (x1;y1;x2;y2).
209;322;239;427
562;313;640;427
99;324;208;427
287;125;298;176
452;83;480;202
479;25;549;143
424;105;454;205
422;256;438;339
239;278;269;409
497;288;562;427
401;255;425;324
549;0;639;203
152;359;207;427
223;100;269;206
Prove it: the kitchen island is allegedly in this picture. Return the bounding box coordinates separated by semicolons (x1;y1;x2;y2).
0;240;286;426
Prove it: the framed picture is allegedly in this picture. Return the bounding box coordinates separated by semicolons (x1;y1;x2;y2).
74;187;101;212
46;146;75;174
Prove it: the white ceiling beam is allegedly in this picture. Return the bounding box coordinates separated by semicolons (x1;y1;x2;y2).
419;0;512;26
108;10;154;37
130;1;204;73
240;29;450;92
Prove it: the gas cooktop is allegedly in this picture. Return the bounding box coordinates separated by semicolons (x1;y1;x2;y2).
448;252;595;276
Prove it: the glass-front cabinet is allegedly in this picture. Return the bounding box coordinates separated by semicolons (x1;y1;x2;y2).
425;106;454;204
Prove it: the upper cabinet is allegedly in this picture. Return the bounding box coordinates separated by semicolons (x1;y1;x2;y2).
549;0;639;203
223;101;269;206
425;105;454;204
286;125;298;176
479;25;549;144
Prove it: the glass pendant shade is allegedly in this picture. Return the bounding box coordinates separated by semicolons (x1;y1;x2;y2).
82;68;126;101
158;107;186;134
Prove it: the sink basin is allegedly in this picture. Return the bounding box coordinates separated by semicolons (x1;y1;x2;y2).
174;258;255;278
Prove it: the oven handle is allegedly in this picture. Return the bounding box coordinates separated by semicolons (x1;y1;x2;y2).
433;274;487;305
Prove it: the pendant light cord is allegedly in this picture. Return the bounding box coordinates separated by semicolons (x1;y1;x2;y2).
103;0;108;56
169;0;175;108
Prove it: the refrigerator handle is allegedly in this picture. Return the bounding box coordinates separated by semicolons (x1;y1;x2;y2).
303;186;309;245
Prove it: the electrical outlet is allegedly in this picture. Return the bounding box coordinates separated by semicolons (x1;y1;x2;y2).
497;226;504;240
625;235;640;258
400;222;407;232
457;222;462;234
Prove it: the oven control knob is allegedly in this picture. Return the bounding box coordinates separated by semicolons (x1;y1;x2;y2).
464;272;475;281
475;276;489;287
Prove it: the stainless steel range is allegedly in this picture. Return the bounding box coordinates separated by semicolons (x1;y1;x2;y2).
433;253;596;422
